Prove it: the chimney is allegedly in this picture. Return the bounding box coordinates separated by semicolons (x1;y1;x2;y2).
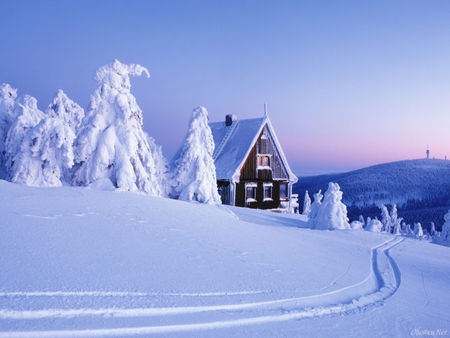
225;114;237;126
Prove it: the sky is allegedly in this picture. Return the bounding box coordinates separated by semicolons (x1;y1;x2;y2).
1;0;449;175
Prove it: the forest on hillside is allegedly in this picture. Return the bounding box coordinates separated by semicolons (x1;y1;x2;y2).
294;159;450;232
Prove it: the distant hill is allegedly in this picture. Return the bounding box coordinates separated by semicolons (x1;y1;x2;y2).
293;159;450;229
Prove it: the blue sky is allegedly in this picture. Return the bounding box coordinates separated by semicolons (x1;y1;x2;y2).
1;0;450;175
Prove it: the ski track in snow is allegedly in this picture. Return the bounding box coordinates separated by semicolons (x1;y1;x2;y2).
0;237;404;337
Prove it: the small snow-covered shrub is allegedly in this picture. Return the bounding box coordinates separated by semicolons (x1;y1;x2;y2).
365;219;383;233
350;220;364;230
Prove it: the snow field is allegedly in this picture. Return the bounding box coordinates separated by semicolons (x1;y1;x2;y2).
0;181;449;337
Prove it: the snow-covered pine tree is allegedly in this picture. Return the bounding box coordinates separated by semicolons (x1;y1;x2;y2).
308;183;350;230
46;89;84;135
170;106;221;204
430;222;436;237
4;95;45;183
434;210;450;247
380;204;391;233
390;204;402;234
414;222;424;238
302;190;311;216
358;215;366;227
0;83;18;176
8;116;76;186
73;59;166;196
365;218;383;232
404;223;413;236
306;190;322;229
392;220;402;235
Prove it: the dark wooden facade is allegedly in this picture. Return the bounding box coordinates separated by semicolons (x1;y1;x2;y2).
234;125;290;209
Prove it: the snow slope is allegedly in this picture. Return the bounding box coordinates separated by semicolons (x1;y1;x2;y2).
0;180;449;337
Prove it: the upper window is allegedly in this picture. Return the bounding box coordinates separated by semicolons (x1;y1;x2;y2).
257;155;271;168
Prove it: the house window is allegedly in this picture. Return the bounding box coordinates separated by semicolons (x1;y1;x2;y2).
257;155;271;168
280;183;288;200
263;183;273;201
245;182;257;203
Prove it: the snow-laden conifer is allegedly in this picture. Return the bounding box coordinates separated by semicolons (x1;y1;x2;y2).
414;222;424;238
170;106;220;204
308;183;350;230
306;190;322;228
358;215;366;227
4;95;45;181
350;220;364;230
302;190;311;216
46;89;84;135
0;84;17;176
365;218;383;232
390;204;402;234
73;59;166;195
433;211;450;246
430;222;437;237
8;117;75;186
380;204;391;233
5;91;80;187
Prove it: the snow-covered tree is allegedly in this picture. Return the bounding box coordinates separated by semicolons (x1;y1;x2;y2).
393;220;402;235
430;222;437;237
358;215;366;227
4;95;45;181
390;204;402;234
403;222;413;236
46;89;84;135
0;83;17;176
308;183;350;230
433;211;450;246
414;222;424;238
73;59;166;195
380;204;391;233
170;106;220;204
350;220;364;230
307;190;323;228
302;190;311;216
379;204;402;234
365;218;383;232
7;116;75;186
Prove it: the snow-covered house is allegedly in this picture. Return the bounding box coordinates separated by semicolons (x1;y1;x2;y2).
209;113;298;210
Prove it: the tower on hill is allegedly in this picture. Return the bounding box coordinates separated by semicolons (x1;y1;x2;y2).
426;146;430;159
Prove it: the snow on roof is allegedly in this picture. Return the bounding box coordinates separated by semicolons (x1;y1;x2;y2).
209;116;297;183
210;117;264;181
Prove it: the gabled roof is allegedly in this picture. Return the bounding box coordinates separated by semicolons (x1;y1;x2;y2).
209;116;298;183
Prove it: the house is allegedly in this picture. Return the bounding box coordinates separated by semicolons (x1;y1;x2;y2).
209;112;298;211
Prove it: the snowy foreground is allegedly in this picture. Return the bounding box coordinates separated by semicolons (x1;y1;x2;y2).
0;181;449;337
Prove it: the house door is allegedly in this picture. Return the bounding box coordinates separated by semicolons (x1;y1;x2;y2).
217;181;231;205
